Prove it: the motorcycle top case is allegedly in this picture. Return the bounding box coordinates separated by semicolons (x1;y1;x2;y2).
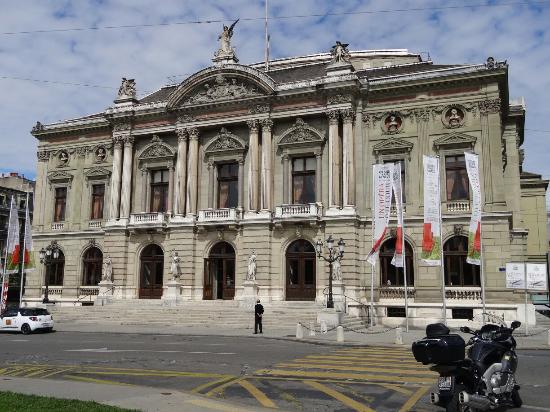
412;334;465;364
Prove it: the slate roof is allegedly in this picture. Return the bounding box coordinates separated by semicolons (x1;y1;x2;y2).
140;86;177;104
357;63;462;79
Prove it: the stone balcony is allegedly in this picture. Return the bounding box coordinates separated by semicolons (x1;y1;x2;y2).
88;220;102;229
445;286;482;301
446;200;470;213
379;286;416;300
197;208;242;223
51;222;64;231
128;212;168;227
274;203;322;219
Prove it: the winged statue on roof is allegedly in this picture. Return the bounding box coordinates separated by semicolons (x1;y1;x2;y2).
330;41;351;64
218;19;239;55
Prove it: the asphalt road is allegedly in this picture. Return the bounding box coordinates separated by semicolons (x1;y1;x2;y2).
0;331;549;411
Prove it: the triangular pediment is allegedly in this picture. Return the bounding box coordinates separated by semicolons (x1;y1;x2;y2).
47;170;73;186
166;65;275;109
278;118;326;147
373;138;413;154
84;167;111;179
138;135;175;160
205;128;246;154
433;132;477;149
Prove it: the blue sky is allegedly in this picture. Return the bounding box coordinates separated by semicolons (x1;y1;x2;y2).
1;0;549;205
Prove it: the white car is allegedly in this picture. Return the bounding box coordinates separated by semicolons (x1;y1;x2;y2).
0;308;54;334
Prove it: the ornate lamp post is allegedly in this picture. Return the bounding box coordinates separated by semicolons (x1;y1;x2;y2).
39;241;60;304
316;235;345;309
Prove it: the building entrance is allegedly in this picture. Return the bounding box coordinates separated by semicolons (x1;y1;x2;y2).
139;244;164;299
204;242;235;300
286;239;316;301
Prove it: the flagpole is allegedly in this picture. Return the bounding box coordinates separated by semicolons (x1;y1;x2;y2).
479;213;487;325
19;192;29;307
402;209;409;332
437;157;447;325
1;196;13;313
370;166;375;327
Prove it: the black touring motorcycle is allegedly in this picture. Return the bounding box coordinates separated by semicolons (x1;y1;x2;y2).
412;321;523;411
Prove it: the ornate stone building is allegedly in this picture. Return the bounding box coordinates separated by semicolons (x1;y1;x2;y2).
27;36;548;325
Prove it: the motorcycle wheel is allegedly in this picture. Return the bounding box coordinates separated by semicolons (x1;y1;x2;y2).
511;388;522;408
445;385;478;412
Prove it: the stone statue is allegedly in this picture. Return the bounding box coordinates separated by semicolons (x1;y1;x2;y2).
217;19;239;55
117;77;136;99
330;41;350;64
332;259;342;281
95;147;107;162
448;108;462;127
169;250;181;281
246;250;257;281
102;255;113;282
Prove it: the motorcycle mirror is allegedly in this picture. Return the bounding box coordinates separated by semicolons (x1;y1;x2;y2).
460;326;471;333
511;320;521;329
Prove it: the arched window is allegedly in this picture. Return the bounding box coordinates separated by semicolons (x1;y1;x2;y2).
139;244;164;299
443;236;480;286
82;247;103;286
46;249;65;286
204;242;236;300
380;238;414;286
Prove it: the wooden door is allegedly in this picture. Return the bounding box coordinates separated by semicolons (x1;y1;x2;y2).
286;240;316;301
139;245;164;299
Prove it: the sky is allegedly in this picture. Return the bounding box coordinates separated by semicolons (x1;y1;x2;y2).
1;0;549;206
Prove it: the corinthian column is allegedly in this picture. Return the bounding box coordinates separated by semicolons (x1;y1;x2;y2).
342;108;355;207
261;119;273;210
175;128;188;215
109;136;124;220
327;110;340;208
186;128;199;216
247;119;260;212
119;136;134;219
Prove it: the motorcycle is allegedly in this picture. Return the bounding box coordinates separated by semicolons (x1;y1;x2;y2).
412;320;523;411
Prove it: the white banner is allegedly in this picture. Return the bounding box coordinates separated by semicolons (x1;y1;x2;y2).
526;263;548;291
465;152;482;265
391;162;404;267
367;164;393;265
506;263;525;289
421;156;442;266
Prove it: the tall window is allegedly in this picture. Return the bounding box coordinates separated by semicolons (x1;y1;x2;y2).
90;184;105;220
444;236;480;286
46;249;65;286
384;159;406;204
150;170;169;213
82;247;103;286
379;239;414;286
445;155;469;201
54;187;67;222
292;157;316;204
217;163;238;208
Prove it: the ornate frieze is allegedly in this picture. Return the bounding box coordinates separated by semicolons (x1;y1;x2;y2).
327;94;352;105
278;118;326;147
479;98;501;115
112;121;132;133
249;104;270;114
186;74;261;105
177;114;195;123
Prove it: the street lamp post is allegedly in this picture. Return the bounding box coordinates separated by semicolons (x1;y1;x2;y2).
39;241;60;304
316;235;345;309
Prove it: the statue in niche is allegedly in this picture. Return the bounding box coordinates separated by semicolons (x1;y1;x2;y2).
246;250;257;281
330;41;350;64
332;259;342;281
58;151;69;164
102;255;113;282
95;147;107;162
217;19;239;55
447;107;464;128
385;114;401;133
169;250;181;281
117;77;136;99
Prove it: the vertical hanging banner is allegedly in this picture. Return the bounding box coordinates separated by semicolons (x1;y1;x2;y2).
23;204;35;271
2;197;19;312
465;152;482;265
421;156;442;265
391;162;404;267
367;164;393;265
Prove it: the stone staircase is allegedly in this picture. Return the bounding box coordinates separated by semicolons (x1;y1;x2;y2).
535;311;550;329
49;300;323;330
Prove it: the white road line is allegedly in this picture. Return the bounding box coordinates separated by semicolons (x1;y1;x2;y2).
522;406;550;411
65;348;236;354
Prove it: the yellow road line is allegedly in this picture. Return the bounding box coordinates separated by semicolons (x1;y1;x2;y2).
379;384;414;396
40;367;75;378
399;385;430;412
191;376;237;394
188;398;257;412
304;380;375;412
276;363;436;377
304;354;417;362
205;376;244;397
26;368;53;378
64;374;135;386
255;369;433;384
336;349;410;355
283;358;427;369
238;379;278;409
73;370;225;378
7;367;31;377
15;367;45;377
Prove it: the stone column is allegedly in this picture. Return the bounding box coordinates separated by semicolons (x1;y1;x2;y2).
140;168;148;212
109;136;124;220
207;161;215;209
503;122;523;227
261;119;273;210
238;159;244;210
247;120;260;212
145;171;151;212
186;128;199;216
342;109;355;206
327;110;340;208
283;154;290;204
167;165;174;215
315;152;322;204
175;128;188;215
119;136;134;219
415;109;430;212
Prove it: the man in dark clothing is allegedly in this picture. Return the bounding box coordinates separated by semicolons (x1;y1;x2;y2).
254;299;264;334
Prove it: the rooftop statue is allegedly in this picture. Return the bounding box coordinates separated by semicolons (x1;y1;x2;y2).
330;41;351;64
117;77;136;100
217;19;239;56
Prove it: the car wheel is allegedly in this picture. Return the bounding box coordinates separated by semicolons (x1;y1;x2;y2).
46;327;53;333
21;323;32;335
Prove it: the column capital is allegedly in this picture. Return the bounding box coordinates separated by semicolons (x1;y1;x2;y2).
479;98;501;115
247;119;259;132
340;108;355;123
112;135;124;148
326;110;340;125
315;151;322;159
282;153;290;161
188;127;199;139
123;135;135;146
176;127;188;142
261;118;273;131
207;159;215;169
238;158;245;165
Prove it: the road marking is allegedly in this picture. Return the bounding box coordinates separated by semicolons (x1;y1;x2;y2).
304;380;375;412
26;368;53;378
255;369;433;384
9;339;29;342
40;367;75;378
188;398;257;412
73;370;227;378
304;354;418;363
66;348;185;353
378;384;414;396
205;376;245;397
191;376;237;394
398;385;430;412
11;366;43;377
522;406;550;411
287;358;427;369
276;363;436;377
64;374;135;386
238;379;278;409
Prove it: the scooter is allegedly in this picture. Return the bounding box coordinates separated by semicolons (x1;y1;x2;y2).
412;320;523;411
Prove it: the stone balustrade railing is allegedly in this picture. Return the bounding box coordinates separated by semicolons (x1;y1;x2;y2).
129;212;167;226
446;200;470;212
274;203;321;218
42;286;63;295
51;222;64;231
88;220;102;229
198;208;241;222
78;286;99;296
379;286;416;300
445;286;482;300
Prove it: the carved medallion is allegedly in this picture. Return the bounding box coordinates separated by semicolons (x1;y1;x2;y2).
58;150;69;166
382;113;403;134
95;146;107;163
443;106;465;129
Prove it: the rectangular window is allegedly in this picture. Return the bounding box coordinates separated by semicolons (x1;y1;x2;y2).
452;308;473;320
292;157;316;204
387;307;406;317
54;187;67;222
384;159;406;204
445;155;469;201
150;170;169;213
217;163;238;208
90;184;105;220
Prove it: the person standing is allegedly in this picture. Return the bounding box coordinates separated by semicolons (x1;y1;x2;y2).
254;299;264;334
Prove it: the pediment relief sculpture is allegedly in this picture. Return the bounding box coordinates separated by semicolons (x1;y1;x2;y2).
205;128;246;154
185;74;262;105
373;138;413;158
138;135;175;160
48;170;73;187
84;167;112;179
278;118;325;147
433;132;477;150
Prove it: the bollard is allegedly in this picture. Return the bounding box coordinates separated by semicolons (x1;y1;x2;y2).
336;325;344;342
309;321;316;336
321;321;328;334
296;323;304;339
395;327;404;345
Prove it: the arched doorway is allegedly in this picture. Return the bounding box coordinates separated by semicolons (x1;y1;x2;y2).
46;250;65;286
204;242;235;300
139;244;164;299
443;236;480;286
379;239;414;286
286;239;316;301
82;247;103;286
